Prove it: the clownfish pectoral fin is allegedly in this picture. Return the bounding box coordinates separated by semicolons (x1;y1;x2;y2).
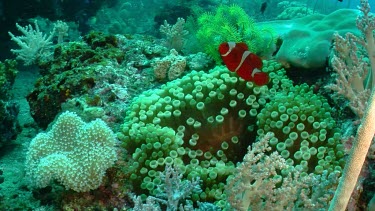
251;68;262;78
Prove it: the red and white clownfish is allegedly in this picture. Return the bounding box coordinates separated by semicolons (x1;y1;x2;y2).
218;42;269;86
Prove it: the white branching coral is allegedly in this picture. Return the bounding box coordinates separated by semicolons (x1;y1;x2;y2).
159;17;188;52
226;132;339;210
155;164;201;210
325;0;375;118
8;20;55;65
225;132;288;210
132;164;203;211
325;32;371;118
54;20;69;44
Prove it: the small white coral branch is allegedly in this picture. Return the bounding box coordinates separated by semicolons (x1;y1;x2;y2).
159;17;188;52
155;164;201;210
54;20;69;44
8;20;55;65
133;164;201;211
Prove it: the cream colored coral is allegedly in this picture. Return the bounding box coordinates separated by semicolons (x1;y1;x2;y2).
8;20;55;65
153;59;170;80
152;49;186;81
26;111;117;192
159;17;188;52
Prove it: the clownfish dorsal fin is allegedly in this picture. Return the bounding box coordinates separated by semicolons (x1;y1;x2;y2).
235;51;251;72
221;42;236;57
251;68;261;78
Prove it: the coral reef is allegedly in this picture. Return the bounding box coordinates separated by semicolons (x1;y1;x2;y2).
27;32;154;129
325;0;375;119
89;1;192;35
4;0;375;210
0;59;20;146
326;32;370;118
152;50;213;82
120;67;268;206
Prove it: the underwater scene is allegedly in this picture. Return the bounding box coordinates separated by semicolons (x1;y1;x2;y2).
1;0;375;210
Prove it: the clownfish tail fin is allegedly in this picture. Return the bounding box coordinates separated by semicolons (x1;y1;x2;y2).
253;72;269;86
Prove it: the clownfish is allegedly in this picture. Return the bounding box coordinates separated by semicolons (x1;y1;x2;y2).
218;42;269;86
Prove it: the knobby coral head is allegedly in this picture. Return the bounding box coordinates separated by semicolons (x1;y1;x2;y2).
120;66;269;205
